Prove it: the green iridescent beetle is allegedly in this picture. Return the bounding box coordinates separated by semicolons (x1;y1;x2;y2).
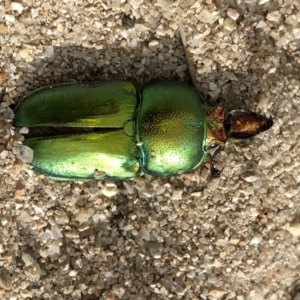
13;81;273;181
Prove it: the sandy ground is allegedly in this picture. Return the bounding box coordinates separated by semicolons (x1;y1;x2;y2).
1;0;300;299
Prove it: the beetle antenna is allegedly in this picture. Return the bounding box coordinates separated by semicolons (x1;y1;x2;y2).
210;146;222;178
177;8;197;87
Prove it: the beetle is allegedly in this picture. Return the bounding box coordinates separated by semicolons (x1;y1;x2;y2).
13;80;273;181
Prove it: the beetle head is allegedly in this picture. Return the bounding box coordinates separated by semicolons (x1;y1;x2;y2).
207;108;273;179
225;109;273;140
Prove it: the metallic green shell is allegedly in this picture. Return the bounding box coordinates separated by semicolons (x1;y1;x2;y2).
15;82;139;181
137;82;207;177
14;81;209;180
23;131;139;181
14;81;136;128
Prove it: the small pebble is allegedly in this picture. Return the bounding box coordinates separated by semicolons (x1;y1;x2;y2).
266;11;281;22
227;8;239;21
11;2;24;14
0;273;12;291
286;223;300;237
0;24;8;35
223;18;237;31
148;39;160;49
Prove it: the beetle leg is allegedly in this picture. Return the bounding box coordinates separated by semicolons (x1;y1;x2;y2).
177;8;197;87
210;146;222;178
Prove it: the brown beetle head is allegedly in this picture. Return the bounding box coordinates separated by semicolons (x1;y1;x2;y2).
225;109;273;140
207;107;273;178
